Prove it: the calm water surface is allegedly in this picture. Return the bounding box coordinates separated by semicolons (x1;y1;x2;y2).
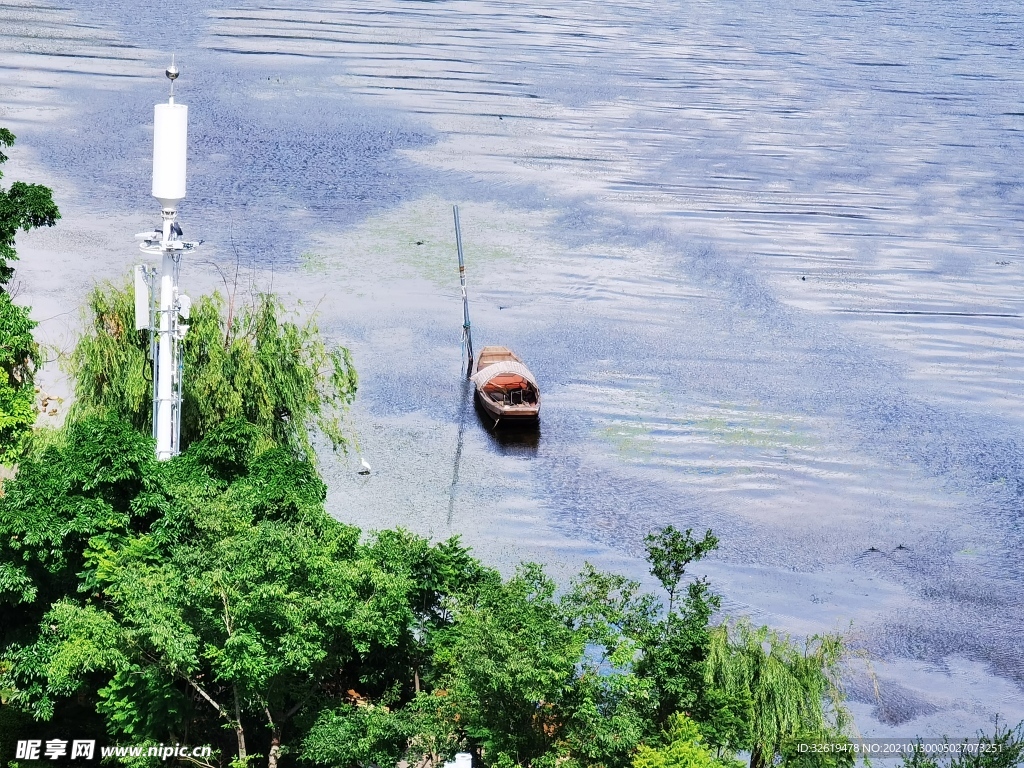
3;0;1024;737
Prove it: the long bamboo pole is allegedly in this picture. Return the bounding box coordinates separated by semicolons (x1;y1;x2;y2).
453;205;474;377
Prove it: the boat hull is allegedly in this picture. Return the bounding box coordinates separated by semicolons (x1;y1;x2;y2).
474;390;540;423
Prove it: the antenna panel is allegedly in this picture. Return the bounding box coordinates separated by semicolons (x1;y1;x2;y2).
133;265;151;330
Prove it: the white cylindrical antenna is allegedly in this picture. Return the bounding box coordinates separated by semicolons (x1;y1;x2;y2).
152;101;188;209
152;60;186;210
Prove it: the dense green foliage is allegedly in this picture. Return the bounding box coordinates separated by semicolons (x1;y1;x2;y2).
67;283;357;460
632;714;741;768
0;415;857;768
900;722;1024;768
0;129;60;290
0;128;60;464
0;292;39;464
0;416;486;766
705;622;848;768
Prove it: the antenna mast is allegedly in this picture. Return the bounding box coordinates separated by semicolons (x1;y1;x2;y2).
453;205;474;378
134;58;198;460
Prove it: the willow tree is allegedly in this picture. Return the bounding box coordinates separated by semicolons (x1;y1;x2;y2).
0;128;60;464
66;283;357;460
704;621;850;768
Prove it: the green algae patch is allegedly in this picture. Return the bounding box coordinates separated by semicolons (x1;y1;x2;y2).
686;410;815;450
602;421;657;461
588;379;817;474
300;251;328;273
309;195;557;289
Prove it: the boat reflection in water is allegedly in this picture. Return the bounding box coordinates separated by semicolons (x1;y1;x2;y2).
475;399;542;453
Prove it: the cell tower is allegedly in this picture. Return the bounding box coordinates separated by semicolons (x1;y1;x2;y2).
134;58;198;460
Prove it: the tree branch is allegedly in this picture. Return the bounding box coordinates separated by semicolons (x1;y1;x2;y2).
220;589;233;637
282;692;313;722
183;676;229;721
178;754;218;768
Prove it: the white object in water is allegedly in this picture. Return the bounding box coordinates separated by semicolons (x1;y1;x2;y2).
358;457;372;475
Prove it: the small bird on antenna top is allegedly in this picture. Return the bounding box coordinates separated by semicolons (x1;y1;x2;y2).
358;457;372;475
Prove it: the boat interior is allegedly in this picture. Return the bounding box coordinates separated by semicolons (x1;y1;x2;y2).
477;347;516;367
481;374;539;406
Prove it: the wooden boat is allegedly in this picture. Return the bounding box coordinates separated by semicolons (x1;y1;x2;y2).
471;346;541;423
450;206;539;425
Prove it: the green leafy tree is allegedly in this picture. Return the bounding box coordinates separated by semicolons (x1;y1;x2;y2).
298;529;493;768
302;704;414;768
0;415;160;746
0;128;60;464
2;417;402;765
704;621;849;768
644;527;718;615
0;129;59;290
634;525;748;751
557;565;660;768
67;283;357;460
0;413;501;768
0;293;40;464
419;528;746;768
633;714;742;768
433;563;583;768
0;416;157;647
359;528;500;697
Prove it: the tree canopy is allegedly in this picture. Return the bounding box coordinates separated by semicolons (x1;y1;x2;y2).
0;414;859;768
0;128;60;464
0;415;490;766
632;713;743;768
0;129;60;291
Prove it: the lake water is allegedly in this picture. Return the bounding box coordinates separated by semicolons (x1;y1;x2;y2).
3;0;1024;740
